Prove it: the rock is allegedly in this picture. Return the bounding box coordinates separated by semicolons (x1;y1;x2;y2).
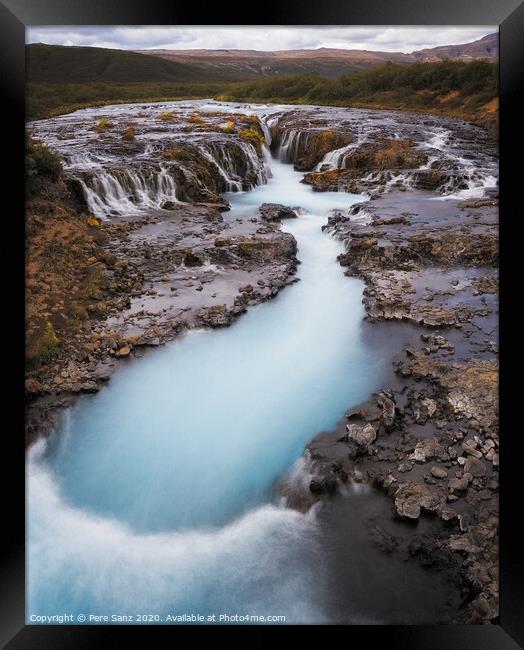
198;305;232;328
377;392;396;428
431;466;448;479
462;441;483;459
116;346;131;357
183;249;204;267
448;477;469;492
346;422;377;447
259;203;297;221
440;507;458;521
398;462;414;473
413;437;440;462
309;475;337;495
464;457;487;477
394;483;436;519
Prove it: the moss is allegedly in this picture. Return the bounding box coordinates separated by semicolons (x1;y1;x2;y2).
238;127;265;151
95;118;112;132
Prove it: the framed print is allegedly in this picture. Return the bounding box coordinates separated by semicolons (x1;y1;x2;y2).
1;0;523;646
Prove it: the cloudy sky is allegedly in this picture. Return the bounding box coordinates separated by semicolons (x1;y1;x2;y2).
26;26;496;53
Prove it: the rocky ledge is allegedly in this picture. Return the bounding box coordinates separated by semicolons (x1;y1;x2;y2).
26;184;298;444
281;189;499;624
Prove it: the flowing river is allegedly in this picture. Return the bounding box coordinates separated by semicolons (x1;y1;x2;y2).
27;102;473;624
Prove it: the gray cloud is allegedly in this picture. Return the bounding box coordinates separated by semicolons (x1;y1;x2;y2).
26;26;496;53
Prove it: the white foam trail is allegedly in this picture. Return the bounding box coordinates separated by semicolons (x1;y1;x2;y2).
27;447;327;622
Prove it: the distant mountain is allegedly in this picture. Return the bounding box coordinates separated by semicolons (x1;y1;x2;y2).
136;33;498;79
412;33;498;62
27;33;498;85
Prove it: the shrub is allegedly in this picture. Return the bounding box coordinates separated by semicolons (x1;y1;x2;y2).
188;114;205;125
25;134;62;200
86;215;102;227
95;118;112;132
121;124;137;141
26;321;60;367
162;148;192;161
221;121;235;133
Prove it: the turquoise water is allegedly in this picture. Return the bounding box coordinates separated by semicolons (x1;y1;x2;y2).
27;151;391;623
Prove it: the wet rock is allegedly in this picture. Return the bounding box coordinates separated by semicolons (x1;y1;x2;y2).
259;203;297;221
198;305;232;328
394;483;437;520
183;249;204;267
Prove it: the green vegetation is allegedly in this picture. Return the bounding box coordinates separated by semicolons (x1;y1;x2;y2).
25;134;62;199
26;59;498;132
26;321;60;368
217;61;497;121
238;127;266;150
95;118;112;132
26;82;226;121
220;61;496;101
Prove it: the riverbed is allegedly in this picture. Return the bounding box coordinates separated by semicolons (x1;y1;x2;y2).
26;101;487;624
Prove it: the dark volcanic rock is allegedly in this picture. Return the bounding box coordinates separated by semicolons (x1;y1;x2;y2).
259;203;297;221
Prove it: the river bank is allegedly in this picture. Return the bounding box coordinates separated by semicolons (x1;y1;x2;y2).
26;100;498;624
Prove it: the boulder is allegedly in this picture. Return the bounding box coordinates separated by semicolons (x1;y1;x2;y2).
259;203;297;221
346;422;377;447
394;483;436;519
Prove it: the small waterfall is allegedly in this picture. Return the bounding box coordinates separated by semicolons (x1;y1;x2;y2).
78;166;179;218
315;133;368;172
195;140;267;193
278;130;310;164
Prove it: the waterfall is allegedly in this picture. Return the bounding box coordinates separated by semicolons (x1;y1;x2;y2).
195;141;267;193
77;166;179;219
278;130;310;164
74;139;268;217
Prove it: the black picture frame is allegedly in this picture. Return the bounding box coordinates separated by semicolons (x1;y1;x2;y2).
1;0;522;646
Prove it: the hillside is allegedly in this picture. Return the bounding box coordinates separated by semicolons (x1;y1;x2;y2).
26;44;216;83
136;33;498;79
216;61;499;132
26;39;498;130
28;34;498;86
